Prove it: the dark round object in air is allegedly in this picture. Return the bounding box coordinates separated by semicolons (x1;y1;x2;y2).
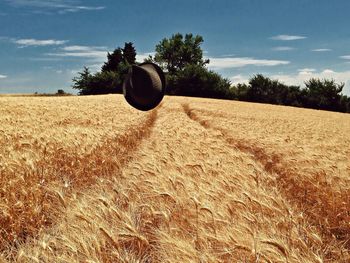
123;62;166;111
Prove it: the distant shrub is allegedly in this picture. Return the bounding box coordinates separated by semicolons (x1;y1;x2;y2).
56;89;65;95
166;64;231;99
302;78;345;112
232;74;349;113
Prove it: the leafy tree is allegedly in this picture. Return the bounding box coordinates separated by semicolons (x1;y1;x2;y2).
284;85;302;107
303;78;345;111
246;74;303;106
230;83;250;101
84;71;122;94
72;67;122;95
150;33;231;98
74;42;138;95
122;42;137;64
72;67;93;95
101;48;123;72
153;33;209;74
167;64;231;99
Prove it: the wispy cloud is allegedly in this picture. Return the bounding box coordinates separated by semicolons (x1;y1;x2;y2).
311;48;332;52
0;74;7;79
208;57;290;69
272;46;295;51
298;68;316;75
230;74;249;84
47;45;108;61
270;34;307;41
14;38;67;47
61;45;106;52
5;0;105;14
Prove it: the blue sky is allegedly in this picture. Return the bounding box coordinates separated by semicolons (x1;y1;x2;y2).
1;0;350;95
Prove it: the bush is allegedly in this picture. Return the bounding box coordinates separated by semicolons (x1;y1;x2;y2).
302;78;345;111
233;74;350;113
166;64;231;99
73;43;136;95
72;68;122;95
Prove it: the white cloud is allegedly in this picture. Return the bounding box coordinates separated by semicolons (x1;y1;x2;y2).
136;52;155;62
230;74;249;84
47;45;109;61
62;45;106;52
322;69;335;74
298;68;316;75
340;55;350;60
208;57;290;69
14;38;67;47
270;34;307;41
0;74;7;79
5;0;105;14
272;46;295;51
311;48;332;52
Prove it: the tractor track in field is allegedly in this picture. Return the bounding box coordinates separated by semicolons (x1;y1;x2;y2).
182;103;350;260
0;108;159;254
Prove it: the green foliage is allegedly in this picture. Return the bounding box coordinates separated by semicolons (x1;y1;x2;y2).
122;42;137;65
72;67;122;95
152;33;209;74
73;42;137;95
101;48;123;72
243;74;303;106
302;78;345;111
72;67;92;95
230;83;250;101
167;64;231;99
151;33;229;99
231;74;349;113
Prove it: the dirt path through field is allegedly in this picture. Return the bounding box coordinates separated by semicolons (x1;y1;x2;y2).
14;101;331;262
182;102;350;259
0;108;157;257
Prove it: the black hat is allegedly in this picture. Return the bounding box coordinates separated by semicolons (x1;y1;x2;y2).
123;62;166;111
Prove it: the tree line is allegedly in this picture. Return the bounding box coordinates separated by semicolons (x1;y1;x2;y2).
72;33;350;113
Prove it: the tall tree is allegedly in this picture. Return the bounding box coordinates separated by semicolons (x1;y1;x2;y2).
153;33;209;74
101;48;123;72
122;42;137;64
72;67;92;95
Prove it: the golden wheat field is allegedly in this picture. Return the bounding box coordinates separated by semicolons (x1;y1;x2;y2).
0;94;349;262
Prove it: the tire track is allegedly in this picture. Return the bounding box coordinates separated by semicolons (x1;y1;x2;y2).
0;109;158;255
182;103;350;260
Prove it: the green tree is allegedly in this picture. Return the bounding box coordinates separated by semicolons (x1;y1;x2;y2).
74;42;138;95
153;33;209;74
167;64;231;98
122;42;137;65
150;33;232;98
72;67;93;95
246;74;302;105
230;83;250;101
303;78;345;111
101;48;123;73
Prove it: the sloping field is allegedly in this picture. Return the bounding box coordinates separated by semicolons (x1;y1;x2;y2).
0;95;349;262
